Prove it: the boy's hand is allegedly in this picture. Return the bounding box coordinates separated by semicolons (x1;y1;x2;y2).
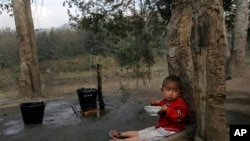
161;105;168;111
158;105;168;115
150;97;158;105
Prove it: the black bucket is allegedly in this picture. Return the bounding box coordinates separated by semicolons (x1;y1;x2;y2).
76;88;97;112
20;101;45;124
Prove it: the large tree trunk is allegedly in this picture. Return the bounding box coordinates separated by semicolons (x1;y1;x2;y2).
167;0;195;123
12;0;42;97
192;1;228;140
167;0;228;140
230;0;249;77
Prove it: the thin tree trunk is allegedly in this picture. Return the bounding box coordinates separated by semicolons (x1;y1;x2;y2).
12;0;42;97
231;0;249;77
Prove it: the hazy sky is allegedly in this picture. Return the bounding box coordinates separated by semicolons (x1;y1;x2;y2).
0;0;74;29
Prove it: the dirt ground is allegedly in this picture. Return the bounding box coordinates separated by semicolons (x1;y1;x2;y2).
225;70;250;125
0;70;250;141
0;88;163;141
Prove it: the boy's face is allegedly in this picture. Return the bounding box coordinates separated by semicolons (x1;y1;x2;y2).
161;81;181;101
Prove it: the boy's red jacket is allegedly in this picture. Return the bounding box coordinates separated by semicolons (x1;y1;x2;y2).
153;97;188;132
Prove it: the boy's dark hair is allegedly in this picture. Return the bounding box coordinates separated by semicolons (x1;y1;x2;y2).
162;75;182;88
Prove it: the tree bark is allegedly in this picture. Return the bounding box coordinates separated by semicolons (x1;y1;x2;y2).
12;0;42;97
192;2;228;140
167;0;195;123
230;0;249;77
167;0;228;140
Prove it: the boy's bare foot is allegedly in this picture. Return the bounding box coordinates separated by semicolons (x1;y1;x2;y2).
109;130;121;139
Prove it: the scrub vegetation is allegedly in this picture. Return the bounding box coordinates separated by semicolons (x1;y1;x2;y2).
0;28;168;98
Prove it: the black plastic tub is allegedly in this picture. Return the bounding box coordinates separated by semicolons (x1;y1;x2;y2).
20;101;45;124
76;88;97;112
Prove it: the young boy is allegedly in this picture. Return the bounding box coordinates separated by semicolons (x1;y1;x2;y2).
109;75;189;141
